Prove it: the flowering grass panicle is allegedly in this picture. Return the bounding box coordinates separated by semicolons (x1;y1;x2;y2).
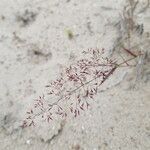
22;48;140;128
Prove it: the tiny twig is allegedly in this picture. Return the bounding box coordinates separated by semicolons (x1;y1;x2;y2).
122;47;137;57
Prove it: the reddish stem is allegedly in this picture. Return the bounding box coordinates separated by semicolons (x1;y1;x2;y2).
122;47;137;57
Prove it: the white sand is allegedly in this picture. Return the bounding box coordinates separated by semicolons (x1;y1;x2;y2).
0;0;150;149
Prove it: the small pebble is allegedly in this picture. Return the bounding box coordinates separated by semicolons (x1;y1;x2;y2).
26;139;31;145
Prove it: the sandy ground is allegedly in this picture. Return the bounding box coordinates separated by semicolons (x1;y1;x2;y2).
0;0;150;150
